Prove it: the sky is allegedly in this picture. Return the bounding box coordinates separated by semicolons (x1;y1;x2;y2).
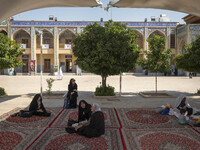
13;0;187;24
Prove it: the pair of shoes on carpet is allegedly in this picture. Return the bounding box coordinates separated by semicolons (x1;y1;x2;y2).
10;112;19;117
193;123;200;127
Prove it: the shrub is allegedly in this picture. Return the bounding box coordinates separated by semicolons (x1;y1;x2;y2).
197;89;200;95
54;67;58;72
95;85;115;96
0;87;6;96
46;78;55;95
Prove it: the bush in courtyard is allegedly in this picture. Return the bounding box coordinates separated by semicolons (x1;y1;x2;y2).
95;85;115;96
46;78;55;95
0;87;7;96
197;89;200;95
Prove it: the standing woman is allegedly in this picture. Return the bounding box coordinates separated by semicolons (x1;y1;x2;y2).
67;78;78;108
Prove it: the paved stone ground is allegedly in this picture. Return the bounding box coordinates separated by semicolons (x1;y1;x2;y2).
0;75;200;115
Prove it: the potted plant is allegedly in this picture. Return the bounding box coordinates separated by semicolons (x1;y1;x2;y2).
54;67;58;76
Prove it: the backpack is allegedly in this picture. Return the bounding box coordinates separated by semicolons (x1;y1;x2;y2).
63;97;71;109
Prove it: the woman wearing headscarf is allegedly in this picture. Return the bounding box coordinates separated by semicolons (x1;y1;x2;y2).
175;95;193;116
78;100;92;122
29;94;51;117
67;100;92;127
67;78;78;108
75;103;105;138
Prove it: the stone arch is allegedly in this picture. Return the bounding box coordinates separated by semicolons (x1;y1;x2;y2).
148;30;167;50
178;39;186;54
149;30;166;38
59;29;76;49
134;29;144;49
36;28;54;49
0;29;7;35
13;29;31;48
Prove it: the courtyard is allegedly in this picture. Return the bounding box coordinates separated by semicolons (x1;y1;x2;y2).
0;75;200;149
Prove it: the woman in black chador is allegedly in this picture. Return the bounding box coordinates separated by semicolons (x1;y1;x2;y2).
29;94;51;116
78;100;92;122
67;78;78;108
66;103;105;138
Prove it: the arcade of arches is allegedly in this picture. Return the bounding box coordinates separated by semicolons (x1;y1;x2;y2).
0;14;200;74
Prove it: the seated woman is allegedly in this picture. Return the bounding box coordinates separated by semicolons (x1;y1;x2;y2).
177;97;193;116
78;100;92;122
68;100;92;126
29;94;51;117
66;103;105;138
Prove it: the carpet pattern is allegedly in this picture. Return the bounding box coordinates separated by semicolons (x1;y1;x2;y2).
52;108;120;128
28;128;123;150
0;107;62;127
0;107;200;150
0;127;44;150
122;128;200;150
116;108;183;128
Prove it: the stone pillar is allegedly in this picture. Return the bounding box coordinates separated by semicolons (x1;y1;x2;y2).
54;27;59;68
144;27;148;53
167;27;171;49
31;27;37;74
7;19;12;38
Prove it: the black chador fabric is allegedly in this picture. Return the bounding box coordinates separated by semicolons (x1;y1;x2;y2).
78;111;105;138
29;94;50;117
78;100;92;122
67;79;78;108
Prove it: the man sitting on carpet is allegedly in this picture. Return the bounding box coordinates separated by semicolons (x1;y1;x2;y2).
65;103;105;138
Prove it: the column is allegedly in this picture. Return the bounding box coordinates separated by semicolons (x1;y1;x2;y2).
167;27;171;49
144;27;148;53
54;27;59;68
31;27;37;74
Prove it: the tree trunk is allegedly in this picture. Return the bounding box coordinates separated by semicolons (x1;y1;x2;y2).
119;72;122;96
155;72;158;93
101;75;107;90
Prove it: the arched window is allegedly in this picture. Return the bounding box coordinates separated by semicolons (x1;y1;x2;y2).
13;29;31;48
134;30;144;49
59;29;75;49
36;29;54;49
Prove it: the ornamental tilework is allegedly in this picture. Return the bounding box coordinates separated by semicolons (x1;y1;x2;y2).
189;25;200;31
35;27;54;34
191;34;200;43
11;27;31;35
177;25;187;34
148;28;167;36
11;21;177;27
58;27;77;34
129;28;145;35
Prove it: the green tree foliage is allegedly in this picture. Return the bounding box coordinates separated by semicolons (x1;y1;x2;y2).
174;36;200;73
73;20;140;89
0;33;24;70
140;35;172;93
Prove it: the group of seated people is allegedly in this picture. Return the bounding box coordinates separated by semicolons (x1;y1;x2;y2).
11;94;105;138
157;95;200;127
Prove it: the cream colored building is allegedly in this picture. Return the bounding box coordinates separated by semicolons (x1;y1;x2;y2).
1;15;199;75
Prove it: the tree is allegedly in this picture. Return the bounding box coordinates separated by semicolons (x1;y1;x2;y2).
140;35;172;93
0;33;24;70
174;36;200;73
73;20;140;89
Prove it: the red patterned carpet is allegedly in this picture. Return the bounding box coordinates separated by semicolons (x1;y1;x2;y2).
28;128;123;150
122;128;200;150
0;107;61;127
116;108;183;128
0;107;199;150
52;108;120;128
